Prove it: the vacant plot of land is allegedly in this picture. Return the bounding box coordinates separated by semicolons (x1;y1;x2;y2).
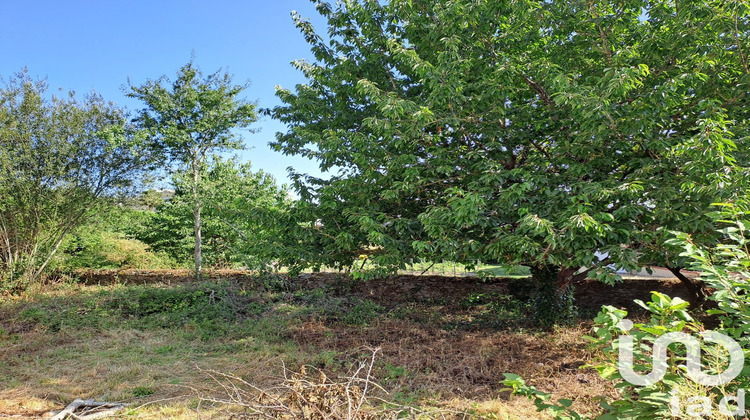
0;271;690;419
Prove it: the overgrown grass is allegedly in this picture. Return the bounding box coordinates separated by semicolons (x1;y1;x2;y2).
15;282;252;340
0;273;611;419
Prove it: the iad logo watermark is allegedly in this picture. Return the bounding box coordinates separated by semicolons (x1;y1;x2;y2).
617;319;746;417
617;319;744;386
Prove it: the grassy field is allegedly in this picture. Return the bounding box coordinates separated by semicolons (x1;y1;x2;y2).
0;271;635;419
399;262;531;278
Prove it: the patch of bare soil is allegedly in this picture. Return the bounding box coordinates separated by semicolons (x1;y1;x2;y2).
289;271;691;312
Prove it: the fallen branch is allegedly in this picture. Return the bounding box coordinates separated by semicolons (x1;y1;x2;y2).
49;399;126;420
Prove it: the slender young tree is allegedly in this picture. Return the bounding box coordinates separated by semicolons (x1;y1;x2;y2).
128;61;257;278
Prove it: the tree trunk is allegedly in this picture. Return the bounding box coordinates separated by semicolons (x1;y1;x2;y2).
192;159;202;279
529;265;577;327
665;265;706;305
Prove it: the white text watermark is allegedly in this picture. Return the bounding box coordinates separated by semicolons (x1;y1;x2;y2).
616;318;747;417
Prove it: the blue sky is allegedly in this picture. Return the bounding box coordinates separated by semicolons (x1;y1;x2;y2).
0;0;329;187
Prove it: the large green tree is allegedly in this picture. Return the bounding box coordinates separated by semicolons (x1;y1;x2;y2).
128;61;258;277
0;70;152;290
268;0;748;316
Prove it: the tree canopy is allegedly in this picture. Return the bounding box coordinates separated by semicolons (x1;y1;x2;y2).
268;0;749;308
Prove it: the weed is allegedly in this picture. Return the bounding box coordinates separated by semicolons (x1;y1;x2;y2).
288;288;386;326
389;303;443;325
460;292;489;307
388;391;420;406
256;272;292;293
383;363;411;381
155;345;175;355
341;300;384;326
310;350;341;369
131;386;156;397
488;295;530;316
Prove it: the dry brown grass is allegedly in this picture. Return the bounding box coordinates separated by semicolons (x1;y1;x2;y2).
285;320;613;416
0;270;689;419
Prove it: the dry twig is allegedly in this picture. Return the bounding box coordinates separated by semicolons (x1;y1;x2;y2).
193;347;466;419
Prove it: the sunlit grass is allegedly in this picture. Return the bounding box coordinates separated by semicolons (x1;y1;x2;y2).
0;275;608;419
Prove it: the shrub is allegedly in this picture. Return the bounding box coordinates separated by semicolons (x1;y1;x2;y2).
503;202;750;419
61;230;174;270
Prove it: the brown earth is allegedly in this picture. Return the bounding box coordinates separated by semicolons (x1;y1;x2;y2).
73;268;692;312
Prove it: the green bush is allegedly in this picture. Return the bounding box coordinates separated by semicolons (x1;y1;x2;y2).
504;202;750;419
61;230;175;270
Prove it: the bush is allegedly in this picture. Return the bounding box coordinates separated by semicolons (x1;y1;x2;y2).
503;202;750;419
61;230;174;270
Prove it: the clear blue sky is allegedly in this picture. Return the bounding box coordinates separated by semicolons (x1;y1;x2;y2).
0;0;328;187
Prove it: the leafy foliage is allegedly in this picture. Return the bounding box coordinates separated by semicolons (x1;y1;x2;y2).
0;69;153;291
507;201;750;418
56;202;174;270
268;0;749;320
502;373;583;420
128;61;258;277
140;157;291;269
61;230;173;270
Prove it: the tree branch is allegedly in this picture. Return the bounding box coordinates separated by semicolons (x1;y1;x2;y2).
521;75;554;108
